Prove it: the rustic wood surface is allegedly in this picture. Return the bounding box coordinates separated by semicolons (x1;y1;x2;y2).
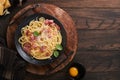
6;3;78;75
0;0;120;80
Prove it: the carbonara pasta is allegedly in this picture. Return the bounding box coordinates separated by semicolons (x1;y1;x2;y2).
18;17;62;59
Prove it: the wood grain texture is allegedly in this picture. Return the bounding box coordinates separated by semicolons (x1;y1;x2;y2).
84;71;120;80
64;8;120;29
75;50;120;72
27;0;120;8
0;0;120;80
6;3;78;75
78;30;120;50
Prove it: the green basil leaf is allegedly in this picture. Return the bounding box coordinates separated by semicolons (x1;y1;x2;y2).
53;50;59;58
56;44;63;50
33;31;39;36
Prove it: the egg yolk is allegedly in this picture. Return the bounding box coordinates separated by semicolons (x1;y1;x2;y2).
69;67;78;77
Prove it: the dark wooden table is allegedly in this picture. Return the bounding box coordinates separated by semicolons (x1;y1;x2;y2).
0;0;120;80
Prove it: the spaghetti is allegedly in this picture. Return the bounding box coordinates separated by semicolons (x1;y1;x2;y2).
18;17;62;59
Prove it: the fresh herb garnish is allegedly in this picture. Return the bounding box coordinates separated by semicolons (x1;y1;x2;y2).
53;50;59;58
33;31;39;36
56;44;63;50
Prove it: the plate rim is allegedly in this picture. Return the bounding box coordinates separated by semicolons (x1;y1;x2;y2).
15;13;67;65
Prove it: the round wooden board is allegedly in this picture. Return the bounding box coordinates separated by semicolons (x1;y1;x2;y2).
6;3;78;75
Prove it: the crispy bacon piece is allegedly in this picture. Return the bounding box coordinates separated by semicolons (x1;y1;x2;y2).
23;42;31;55
45;19;54;25
45;52;50;57
29;35;36;41
46;28;51;33
26;30;32;36
40;46;47;53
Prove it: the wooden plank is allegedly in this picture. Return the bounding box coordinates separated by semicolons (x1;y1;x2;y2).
66;8;120;19
78;30;120;50
74;50;120;72
28;0;120;8
63;8;120;29
84;71;120;80
75;17;120;29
